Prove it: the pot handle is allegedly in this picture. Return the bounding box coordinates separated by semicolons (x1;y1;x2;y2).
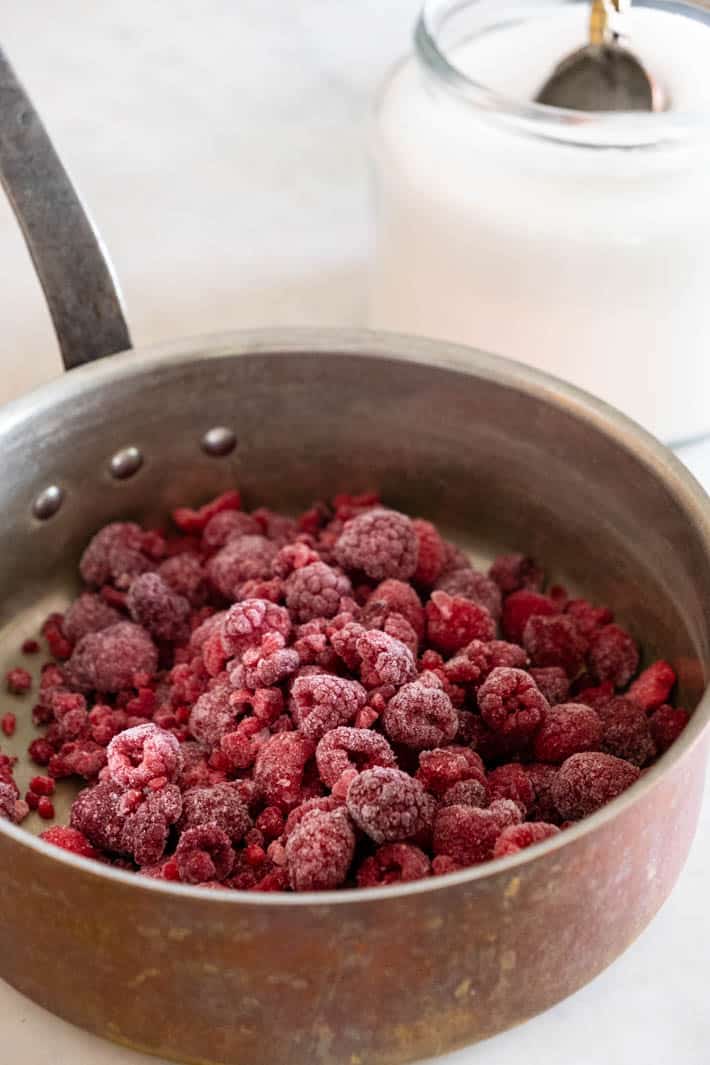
0;48;132;370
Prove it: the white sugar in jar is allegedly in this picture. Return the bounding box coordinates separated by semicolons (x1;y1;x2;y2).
369;0;710;443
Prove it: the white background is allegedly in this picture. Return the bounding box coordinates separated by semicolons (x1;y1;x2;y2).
0;2;708;1063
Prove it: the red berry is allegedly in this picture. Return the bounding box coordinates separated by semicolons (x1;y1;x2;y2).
41;825;99;860
478;667;549;740
588;624;639;688
37;796;55;820
356;630;417;689
346;767;434;844
382;677;458;750
435;569;502;620
501;590;557;643
291;675;368;742
63;593;123;644
22;639;40;655
596;697;656;767
126;573;190;642
66;622;157;694
529;666;570;706
444;639;528;687
533;703;604;764
315;727;396;788
415;747;486;797
172;490;242;535
284;562;351;623
6;668;31;695
412;519;446;587
489;554;544;595
1;713;16;737
29;776;55;796
553;752;640;820
627;661;676;713
649;704;690;753
487;764;535;812
426;591;496;655
175;824;234;884
285;808;355;891
356;843;430;887
493;822;560;858
433;800;521;866
523;615;588;678
254;732;316;810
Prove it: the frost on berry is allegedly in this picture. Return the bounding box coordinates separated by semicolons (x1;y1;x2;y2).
254;732;316;809
529;666;570;706
346;767;434;844
127;572;191;642
382;679;458;749
360;579;425;642
158;554;209;607
588;624;639;688
334;508;418;581
488;554;544;595
124;785;182;865
501;590;558;643
70;781;128;851
565;599;614;639
180;783;251;842
415;747;485;797
0;781;25;824
493;822;560;858
291;675;368;741
357;842;431;887
649;704;690;753
553;752;640;820
627;661;676;713
356;630;416;690
525;763;561;823
597;697;656;766
478;667;549;740
207;536;278;600
284;562;352;623
316;727;396;788
220;598;291;659
66;622;158;693
41;825;100;860
486;764;535;812
63;594;123;643
189;686;238;747
412;519;446;587
523;615;588;678
533;703;604;764
79;523;148;587
201;510;260;553
440;778;488;808
426;591;496;655
435;569;502;620
285;808;355;891
107;724;183;789
444;639;528;688
175;824;235;884
6;668;32;695
433;799;521;866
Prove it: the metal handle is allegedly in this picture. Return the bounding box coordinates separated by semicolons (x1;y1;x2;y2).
0;48;131;370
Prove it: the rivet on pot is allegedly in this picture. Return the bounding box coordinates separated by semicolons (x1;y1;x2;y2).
32;485;64;520
110;446;144;480
201;426;237;457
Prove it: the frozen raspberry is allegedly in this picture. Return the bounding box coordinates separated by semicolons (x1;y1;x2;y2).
1;713;16;737
565;599;614;638
488;554;544;595
597;697;655;766
189;686;238;746
283;795;344;838
426;591;496;655
40;825;100;860
357;842;431;887
433;800;521;866
236;577;284;603
50;739;107;780
254;732;316;809
79;522;147;586
523;615;588;678
415;747;485;797
649;704;690;753
70;781;127;851
285;808;355;891
256;806;285;839
41;613;73;659
201;509;260;552
360;579;425;642
553;752;640;820
328;620;365;670
291;674;368;742
627;661;676;713
189;611;226;653
435;569;502;620
501;590;558;643
382;679;457;750
233;636;299;690
6;667;31;694
493;822;560;858
485;765;533;813
66;622;157;693
284;562;352;623
220;598;291;658
588;624;639;688
412;519;446;587
382;614;419;657
172;490;241;534
335;508;417;581
444;639;528;687
180;784;251;842
63;594;123;643
533;703;604;764
207;536;278;600
574;679;615;710
124;785;182;865
107;724;182;789
529;666;570;706
252;507;299;545
478;667;549;740
158;554;209;607
356;630;416;690
316;727;396;788
127;572;191;643
175;824;234;883
0;782;24;823
440;778;488;808
346;767;434;844
272;542;321;579
525;763;561;822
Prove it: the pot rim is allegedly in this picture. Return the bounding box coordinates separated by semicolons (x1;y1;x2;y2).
2;326;708;906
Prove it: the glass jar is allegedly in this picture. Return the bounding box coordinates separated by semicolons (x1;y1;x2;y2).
369;0;710;443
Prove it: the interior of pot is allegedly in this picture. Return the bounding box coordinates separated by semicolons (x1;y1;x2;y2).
1;330;709;834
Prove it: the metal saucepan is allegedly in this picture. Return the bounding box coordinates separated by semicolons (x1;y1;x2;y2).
0;47;708;1065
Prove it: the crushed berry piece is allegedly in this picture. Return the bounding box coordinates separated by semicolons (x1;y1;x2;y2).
415;747;485;797
432;855;460;876
42;613;73;659
346;767;434;844
63;593;123;643
412;519;446;587
66;622;157;694
28;738;54;766
523;615;588;678
533;703;604;764
220;598;291;659
488;554;544;595
201;509;260;552
172;490;241;535
291;675;368;742
36;796;55;819
6;668;31;695
180;783;251;842
1;713;16;737
433;799;521;866
383;678;458;749
501;590;558;643
444;639;528;687
29;776;55;796
478;667;549;740
356;630;416;690
627;661;676;713
553;752;640;820
487;764;535;811
175;824;234;883
565;599;614;638
284;562;352;623
357;843;431;887
41;825;100;860
25;790;39;810
360;579;426;642
22;639;40;655
426;591;496;655
596;697;656;766
649;704;690;753
493;822;560;858
285;808;355;891
435;569;502;620
529;666;570;706
588;624;640;688
254;732;316;810
107;724;183;789
335;508;418;581
207;536;279;600
316;727;396;788
256;806;285;839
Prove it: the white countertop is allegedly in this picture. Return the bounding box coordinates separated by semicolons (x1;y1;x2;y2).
1;2;708;1062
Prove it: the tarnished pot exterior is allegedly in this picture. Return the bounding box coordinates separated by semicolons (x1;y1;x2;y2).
0;331;708;1064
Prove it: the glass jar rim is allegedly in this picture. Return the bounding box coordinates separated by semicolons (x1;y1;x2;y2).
415;0;710;148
